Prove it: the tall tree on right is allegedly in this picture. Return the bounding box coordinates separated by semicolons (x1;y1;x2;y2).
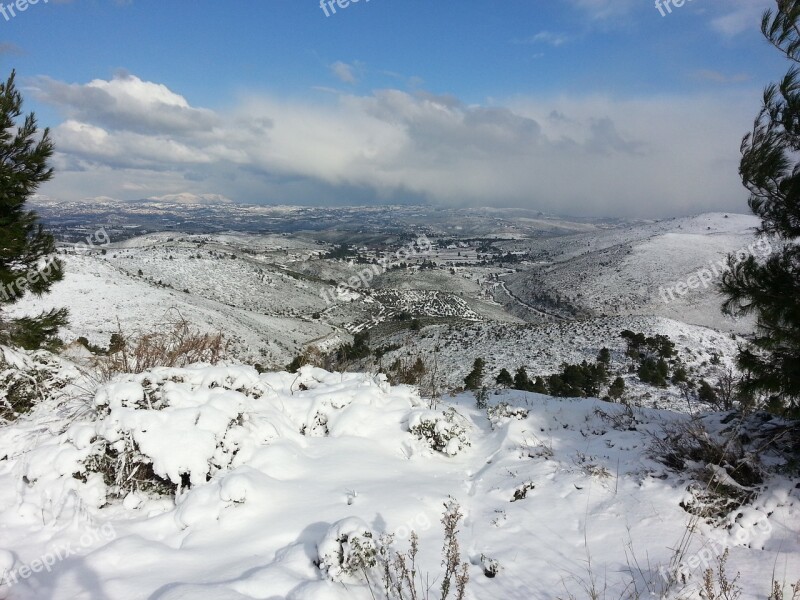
720;0;800;414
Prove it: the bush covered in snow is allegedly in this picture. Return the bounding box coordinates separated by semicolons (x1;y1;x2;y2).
0;346;73;421
317;518;380;584
79;365;272;497
409;407;471;455
649;412;800;522
34;365;428;502
317;500;471;599
486;402;529;426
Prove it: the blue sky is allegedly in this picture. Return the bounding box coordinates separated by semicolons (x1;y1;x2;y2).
0;0;785;217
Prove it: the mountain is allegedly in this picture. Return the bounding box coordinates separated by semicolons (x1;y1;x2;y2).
143;193;234;205
502;213;763;333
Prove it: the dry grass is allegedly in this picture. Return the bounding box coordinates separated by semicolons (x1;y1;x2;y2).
701;549;741;600
95;314;227;379
352;499;470;600
768;579;800;600
650;417;762;522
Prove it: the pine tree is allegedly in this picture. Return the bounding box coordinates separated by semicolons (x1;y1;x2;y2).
608;377;625;401
495;368;513;388
697;380;718;407
0;70;67;350
513;366;531;391
531;376;547;394
720;2;800;413
597;347;611;365
108;332;125;354
464;357;485;390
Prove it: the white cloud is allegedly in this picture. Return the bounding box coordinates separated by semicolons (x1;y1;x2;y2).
37;73;759;218
708;0;771;36
517;31;571;47
568;0;771;37
330;61;358;85
692;69;751;84
30;72;218;134
567;0;638;20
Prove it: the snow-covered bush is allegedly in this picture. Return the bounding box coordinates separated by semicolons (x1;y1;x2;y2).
59;365;424;501
409;407;471;455
300;410;329;436
0;346;71;421
481;554;499;578
487;402;529;427
317;518;379;584
317;500;471;599
79;365;274;498
651;415;770;522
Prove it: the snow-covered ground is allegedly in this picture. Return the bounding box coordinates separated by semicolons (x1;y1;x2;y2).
0;356;797;600
5;254;335;369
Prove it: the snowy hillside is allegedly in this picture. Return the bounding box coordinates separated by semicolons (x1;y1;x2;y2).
8;213;770;375
0;357;797;600
4;253;337;368
504;214;765;333
371;315;743;411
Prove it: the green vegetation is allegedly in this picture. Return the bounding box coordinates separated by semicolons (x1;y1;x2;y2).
546;361;609;398
325;245;356;260
719;3;800;417
463;358;485;390
0;71;67;350
495;368;513;388
608;376;626;401
336;331;371;363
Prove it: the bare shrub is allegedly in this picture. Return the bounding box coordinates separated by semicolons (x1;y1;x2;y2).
96;315;227;379
769;580;800;600
326;499;470;600
650;418;763;521
701;549;741;600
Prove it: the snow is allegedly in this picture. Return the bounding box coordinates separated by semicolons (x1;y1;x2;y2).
0;362;797;599
1;213;798;598
504;213;764;333
6;254;335;368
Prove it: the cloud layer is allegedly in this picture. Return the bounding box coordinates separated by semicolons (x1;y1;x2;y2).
32;73;760;217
